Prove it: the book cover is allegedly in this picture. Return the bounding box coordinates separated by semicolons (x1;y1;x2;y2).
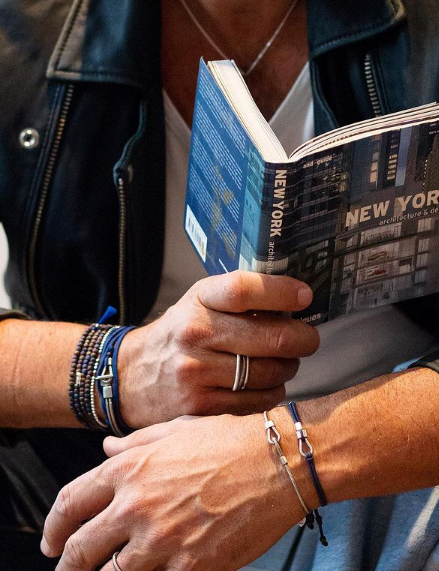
185;59;258;275
185;60;439;324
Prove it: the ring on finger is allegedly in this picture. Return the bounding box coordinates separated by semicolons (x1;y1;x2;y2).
112;551;124;571
233;354;250;391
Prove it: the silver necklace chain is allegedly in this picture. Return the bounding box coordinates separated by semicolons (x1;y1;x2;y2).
178;0;300;77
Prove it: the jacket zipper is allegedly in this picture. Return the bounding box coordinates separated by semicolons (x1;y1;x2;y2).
364;53;384;117
116;173;127;325
28;83;75;317
113;100;148;325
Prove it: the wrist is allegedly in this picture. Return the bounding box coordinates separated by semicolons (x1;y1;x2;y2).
117;327;145;428
267;406;320;511
267;405;331;546
291;390;369;506
226;412;304;531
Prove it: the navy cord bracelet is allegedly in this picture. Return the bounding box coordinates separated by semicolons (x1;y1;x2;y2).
96;325;136;436
288;401;328;547
110;326;136;432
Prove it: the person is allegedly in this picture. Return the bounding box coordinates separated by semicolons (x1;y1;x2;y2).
1;0;439;569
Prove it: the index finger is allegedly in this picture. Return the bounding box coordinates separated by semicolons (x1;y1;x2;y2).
194;271;313;313
104;416;198;457
41;463;114;558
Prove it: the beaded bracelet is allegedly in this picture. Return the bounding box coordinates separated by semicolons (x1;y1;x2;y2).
90;327;118;429
69;324;112;429
288;401;328;546
69;318;134;434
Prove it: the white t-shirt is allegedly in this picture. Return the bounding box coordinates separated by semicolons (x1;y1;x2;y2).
151;63;438;398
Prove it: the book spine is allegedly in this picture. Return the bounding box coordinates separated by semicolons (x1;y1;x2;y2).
239;159;297;275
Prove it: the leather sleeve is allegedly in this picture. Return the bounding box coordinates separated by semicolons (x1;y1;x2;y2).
408;349;439;375
0;309;30;322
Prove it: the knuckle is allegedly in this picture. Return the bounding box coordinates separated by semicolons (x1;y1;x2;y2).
175;355;203;386
128;528;167;556
55;485;73;517
177;318;211;349
224;271;248;311
117;495;145;520
268;327;292;355
63;536;89;569
168;552;198;571
107;454;132;481
264;360;280;388
128;531;157;556
108;453;147;487
145;527;167;550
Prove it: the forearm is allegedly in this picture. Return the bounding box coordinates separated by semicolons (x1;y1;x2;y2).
0;273;318;430
42;367;439;570
272;367;439;511
0;318;86;428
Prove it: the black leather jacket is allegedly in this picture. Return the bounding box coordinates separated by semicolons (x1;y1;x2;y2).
1;0;439;326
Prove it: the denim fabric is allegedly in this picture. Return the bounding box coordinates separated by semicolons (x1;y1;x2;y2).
241;488;439;571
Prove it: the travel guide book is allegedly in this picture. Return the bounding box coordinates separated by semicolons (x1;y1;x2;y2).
185;58;439;324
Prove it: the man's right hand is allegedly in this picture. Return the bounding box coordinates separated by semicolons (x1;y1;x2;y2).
118;270;320;427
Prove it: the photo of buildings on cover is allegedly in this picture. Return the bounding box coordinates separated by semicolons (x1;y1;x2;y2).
288;120;439;321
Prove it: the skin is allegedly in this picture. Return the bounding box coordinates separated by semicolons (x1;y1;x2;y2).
0;272;318;428
41;367;439;571
162;0;308;124
0;0;433;568
0;0;310;430
0;0;311;431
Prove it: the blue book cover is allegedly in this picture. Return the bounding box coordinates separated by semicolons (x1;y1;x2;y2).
185;59;271;274
185;60;439;324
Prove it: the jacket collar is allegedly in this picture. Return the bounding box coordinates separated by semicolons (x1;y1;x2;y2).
307;0;406;59
47;0;406;87
46;0;161;90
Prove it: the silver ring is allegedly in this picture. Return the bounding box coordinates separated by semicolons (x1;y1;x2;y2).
241;355;249;390
112;551;124;571
232;354;249;391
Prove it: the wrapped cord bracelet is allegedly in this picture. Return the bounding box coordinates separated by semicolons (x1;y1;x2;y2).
69;307;135;436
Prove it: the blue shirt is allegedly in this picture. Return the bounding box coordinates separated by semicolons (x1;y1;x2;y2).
242;488;439;571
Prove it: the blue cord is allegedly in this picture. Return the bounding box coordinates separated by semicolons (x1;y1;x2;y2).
96;326;135;432
111;326;136;431
288;401;328;547
98;305;118;324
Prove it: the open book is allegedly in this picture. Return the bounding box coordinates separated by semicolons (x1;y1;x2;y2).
185;58;439;324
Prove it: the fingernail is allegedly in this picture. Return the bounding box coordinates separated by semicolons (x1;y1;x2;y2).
40;537;52;556
297;286;313;308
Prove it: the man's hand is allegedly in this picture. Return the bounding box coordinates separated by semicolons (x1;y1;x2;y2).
118;271;319;427
41;413;304;571
0;271;318;429
41;368;439;570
